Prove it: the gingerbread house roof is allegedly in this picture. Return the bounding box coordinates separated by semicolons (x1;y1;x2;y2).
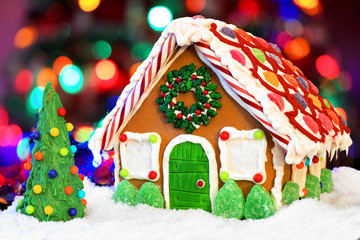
89;16;352;165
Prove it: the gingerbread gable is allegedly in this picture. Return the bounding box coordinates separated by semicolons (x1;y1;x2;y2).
89;16;352;165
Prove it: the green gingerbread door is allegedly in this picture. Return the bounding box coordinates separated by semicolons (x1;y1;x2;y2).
168;141;211;212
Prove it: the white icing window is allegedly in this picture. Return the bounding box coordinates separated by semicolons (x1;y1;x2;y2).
218;127;267;184
119;132;161;181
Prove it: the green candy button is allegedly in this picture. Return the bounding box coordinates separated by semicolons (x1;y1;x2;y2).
323;99;331;109
220;171;229;182
253;130;264;139
149;134;158;143
120;169;129;178
251;48;266;64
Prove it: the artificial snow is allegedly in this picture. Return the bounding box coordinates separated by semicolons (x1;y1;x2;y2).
1;167;360;240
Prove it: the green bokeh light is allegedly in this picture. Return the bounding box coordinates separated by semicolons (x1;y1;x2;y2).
59;65;84;94
131;41;152;60
92;40;112;60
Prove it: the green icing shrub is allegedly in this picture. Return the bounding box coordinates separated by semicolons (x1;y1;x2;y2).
302;174;320;200
135;182;164;208
320;169;333;193
213;180;245;219
244;184;276;220
112;180;137;206
282;181;299;205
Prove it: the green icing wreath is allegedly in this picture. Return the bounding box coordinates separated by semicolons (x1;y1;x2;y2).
156;63;222;133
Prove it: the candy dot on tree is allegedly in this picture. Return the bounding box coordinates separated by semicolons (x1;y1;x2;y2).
66;123;74;132
44;206;53;215
70;145;77;154
33;185;42;194
24;162;32;171
32;131;40;140
78;174;84;181
68;208;77;217
70;166;79;175
65;186;73;195
25;205;35;215
60;148;68;156
81;199;87;206
50;127;59;137
48;169;57;178
57;108;66;116
78;190;86;199
34;152;43;160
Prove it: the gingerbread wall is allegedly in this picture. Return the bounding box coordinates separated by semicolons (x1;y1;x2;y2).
119;45;291;197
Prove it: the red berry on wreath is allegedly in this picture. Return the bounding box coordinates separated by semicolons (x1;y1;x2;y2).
220;131;230;140
188;116;192;121
169;102;174;107
160;92;165;97
201;81;207;87
195;109;201;115
168;84;173;89
177;113;182;119
203;90;209;95
205;103;211;109
191;74;197;80
176;77;181;83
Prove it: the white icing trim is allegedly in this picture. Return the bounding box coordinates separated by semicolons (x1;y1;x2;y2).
163;135;218;211
291;162;308;197
119;132;161;181
218;127;267;184
309;160;321;179
270;140;286;210
114;140;121;187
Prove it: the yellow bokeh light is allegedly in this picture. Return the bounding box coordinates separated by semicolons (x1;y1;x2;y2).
37;67;58;89
293;0;319;10
78;0;101;12
95;60;116;80
14;26;38;49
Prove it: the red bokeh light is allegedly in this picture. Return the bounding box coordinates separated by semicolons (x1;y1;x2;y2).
316;55;340;79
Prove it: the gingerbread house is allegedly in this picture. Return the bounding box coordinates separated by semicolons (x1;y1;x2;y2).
89;17;352;212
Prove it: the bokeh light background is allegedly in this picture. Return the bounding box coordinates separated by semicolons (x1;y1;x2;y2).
0;0;359;206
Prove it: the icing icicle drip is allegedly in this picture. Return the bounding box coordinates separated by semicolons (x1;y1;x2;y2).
17;83;86;222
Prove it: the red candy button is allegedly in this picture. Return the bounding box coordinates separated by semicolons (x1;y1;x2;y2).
303;115;319;134
268;93;284;111
253;173;263;183
296;162;304;169
318;113;333;132
312;156;319;164
119;134;127;142
230;49;246;66
148;171;157;180
220;131;230;141
303;188;308;196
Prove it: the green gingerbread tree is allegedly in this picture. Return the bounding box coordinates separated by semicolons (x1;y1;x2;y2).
17;83;86;221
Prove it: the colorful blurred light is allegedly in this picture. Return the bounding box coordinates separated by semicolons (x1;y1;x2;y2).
78;0;101;12
284;19;304;37
335;107;347;122
284;37;310;60
278;3;299;19
53;56;72;75
277;31;292;48
73;126;94;143
59;65;84;94
14;26;38;49
0;108;9;127
36;67;58;89
92;41;112;60
336;71;353;91
95;60;117;80
238;0;261;17
293;0;318;10
26;87;44;116
148;6;173;31
0;125;22;147
186;0;206;13
131;41;152;60
15;69;33;94
16;137;30;161
129;62;141;77
315;55;340;79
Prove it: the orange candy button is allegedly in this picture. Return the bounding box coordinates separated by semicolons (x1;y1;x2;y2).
263;71;280;87
283;74;298;88
65;186;73;195
34;152;43;160
308;94;322;108
70;166;79;175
